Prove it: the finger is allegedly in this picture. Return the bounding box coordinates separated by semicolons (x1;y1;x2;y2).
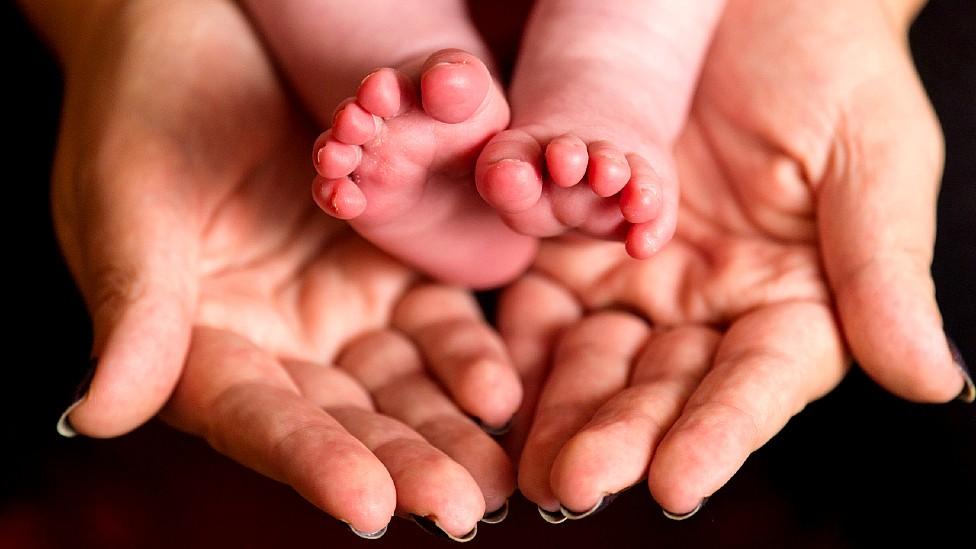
497;273;583;460
648;302;847;516
818;67;967;402
162;326;395;535
290;351;488;539
393;284;522;430
549;326;719;514
518;312;649;513
280;359;373;412
56;162;197;438
328;407;484;540
338;330;514;517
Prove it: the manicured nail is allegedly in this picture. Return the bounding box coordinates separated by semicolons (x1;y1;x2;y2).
481;500;509;524
537;506;566;524
560;492;619;520
410;514;477;543
662;497;708;521
471;415;513;436
348;524;387;540
948;337;974;403
56;357;97;438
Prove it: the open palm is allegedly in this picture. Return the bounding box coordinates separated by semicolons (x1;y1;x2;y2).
53;1;518;538
505;0;967;519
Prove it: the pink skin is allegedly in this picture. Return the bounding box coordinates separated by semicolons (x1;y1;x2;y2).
312;49;537;288
475;0;726;259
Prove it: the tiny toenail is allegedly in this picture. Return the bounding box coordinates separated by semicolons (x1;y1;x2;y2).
947;337;974;403
481;500;509;524
359;68;382;87
560;492;619;520
410;514;477;542
662;498;708;521
537;506;567;524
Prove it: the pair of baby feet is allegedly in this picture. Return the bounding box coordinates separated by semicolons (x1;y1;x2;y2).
312;49;677;288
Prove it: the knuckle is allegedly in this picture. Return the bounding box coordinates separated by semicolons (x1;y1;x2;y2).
86;263;148;323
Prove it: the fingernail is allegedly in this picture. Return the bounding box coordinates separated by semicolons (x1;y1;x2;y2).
471;415;513;436
537;506;566;524
481;500;509;524
56;357;97;438
947;337;974;403
560;492;619;520
662;497;708;521
348;524;387;540
410;514;477;543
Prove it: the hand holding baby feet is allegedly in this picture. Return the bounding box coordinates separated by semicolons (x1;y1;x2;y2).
312;49;537;288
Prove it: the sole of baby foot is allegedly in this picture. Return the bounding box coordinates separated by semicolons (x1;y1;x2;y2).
311;49;536;288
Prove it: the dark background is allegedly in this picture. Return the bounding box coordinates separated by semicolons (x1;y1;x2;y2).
2;1;974;547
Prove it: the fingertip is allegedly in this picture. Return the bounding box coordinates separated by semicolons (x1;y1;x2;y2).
69;294;192;437
837;263;968;403
646;410;734;515
459;359;523;428
549;433;615;513
303;439;398;534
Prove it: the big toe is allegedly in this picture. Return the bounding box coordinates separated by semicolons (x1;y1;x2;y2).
420;49;492;124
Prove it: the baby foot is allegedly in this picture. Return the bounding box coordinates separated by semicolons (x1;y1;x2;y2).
475;127;677;258
470;0;718;260
312;49;536;288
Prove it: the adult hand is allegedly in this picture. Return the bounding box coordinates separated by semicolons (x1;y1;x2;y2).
35;0;518;537
500;0;972;520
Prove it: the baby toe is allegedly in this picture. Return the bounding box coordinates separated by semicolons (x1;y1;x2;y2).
420;49;492;124
357;68;409;118
625;213;677;259
313;175;368;220
314;132;362;179
545;134;588;188
476;130;545;213
619;154;664;224
587;142;631;198
333;101;381;145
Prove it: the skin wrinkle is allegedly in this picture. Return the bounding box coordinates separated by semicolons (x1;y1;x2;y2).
696;106;818;245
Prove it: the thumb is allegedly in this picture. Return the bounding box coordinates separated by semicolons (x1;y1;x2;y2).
54;150;199;438
818;64;971;403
